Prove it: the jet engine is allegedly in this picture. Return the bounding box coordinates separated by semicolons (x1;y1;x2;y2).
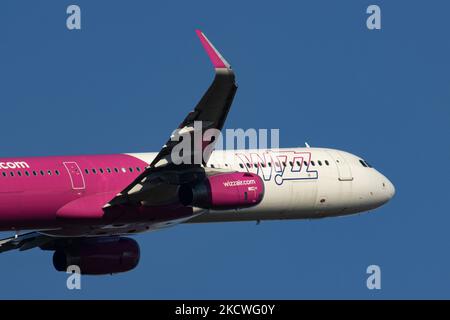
52;237;140;275
179;172;264;210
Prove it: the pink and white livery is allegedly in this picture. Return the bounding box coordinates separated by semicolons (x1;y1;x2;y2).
0;31;395;275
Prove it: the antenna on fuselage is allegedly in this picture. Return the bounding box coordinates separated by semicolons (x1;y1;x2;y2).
305;142;311;148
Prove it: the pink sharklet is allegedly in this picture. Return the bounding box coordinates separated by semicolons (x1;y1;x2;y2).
195;30;230;69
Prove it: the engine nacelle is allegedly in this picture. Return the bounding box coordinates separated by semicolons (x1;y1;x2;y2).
53;237;140;275
179;172;264;210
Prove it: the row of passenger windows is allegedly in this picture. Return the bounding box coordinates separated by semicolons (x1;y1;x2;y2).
228;160;331;169
84;167;143;175
0;167;145;178
1;170;61;177
211;159;373;169
1;160;372;177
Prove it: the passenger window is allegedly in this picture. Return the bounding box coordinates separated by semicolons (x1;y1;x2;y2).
282;162;286;167
261;163;266;168
1;172;5;177
254;163;258;167
289;161;293;166
318;160;322;166
47;170;52;176
296;161;301;166
25;171;30;176
106;168;111;173
17;171;22;177
33;171;37;176
311;161;315;166
114;168;119;173
92;169;97;174
84;169;89;174
304;161;308;167
55;170;60;176
99;168;104;174
121;168;127;173
246;163;251;168
268;162;272;167
239;163;244;169
10;172;14;177
211;164;215;168
136;167;141;172
325;160;330;166
129;168;133;173
40;170;45;176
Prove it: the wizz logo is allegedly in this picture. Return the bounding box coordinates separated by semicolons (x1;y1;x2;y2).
235;151;318;185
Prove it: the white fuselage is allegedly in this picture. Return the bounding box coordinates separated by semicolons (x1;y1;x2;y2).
132;147;395;223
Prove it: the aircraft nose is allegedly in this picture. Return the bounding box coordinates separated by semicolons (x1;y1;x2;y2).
381;175;395;202
387;179;395;199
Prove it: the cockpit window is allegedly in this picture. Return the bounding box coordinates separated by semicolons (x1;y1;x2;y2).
359;159;373;168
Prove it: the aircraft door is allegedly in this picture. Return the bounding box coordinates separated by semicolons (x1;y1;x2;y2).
326;151;353;181
63;162;86;190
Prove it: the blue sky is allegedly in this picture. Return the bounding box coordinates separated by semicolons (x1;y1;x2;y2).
0;0;449;299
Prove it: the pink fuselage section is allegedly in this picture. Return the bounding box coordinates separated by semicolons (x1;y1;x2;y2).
0;154;191;232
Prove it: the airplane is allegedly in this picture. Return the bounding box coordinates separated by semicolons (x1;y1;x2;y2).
0;30;395;275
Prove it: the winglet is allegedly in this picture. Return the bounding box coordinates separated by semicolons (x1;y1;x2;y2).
196;30;231;70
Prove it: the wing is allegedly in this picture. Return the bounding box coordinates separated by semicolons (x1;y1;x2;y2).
150;30;236;168
106;30;237;207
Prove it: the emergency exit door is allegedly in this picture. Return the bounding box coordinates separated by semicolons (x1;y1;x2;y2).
63;162;86;190
326;151;353;181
